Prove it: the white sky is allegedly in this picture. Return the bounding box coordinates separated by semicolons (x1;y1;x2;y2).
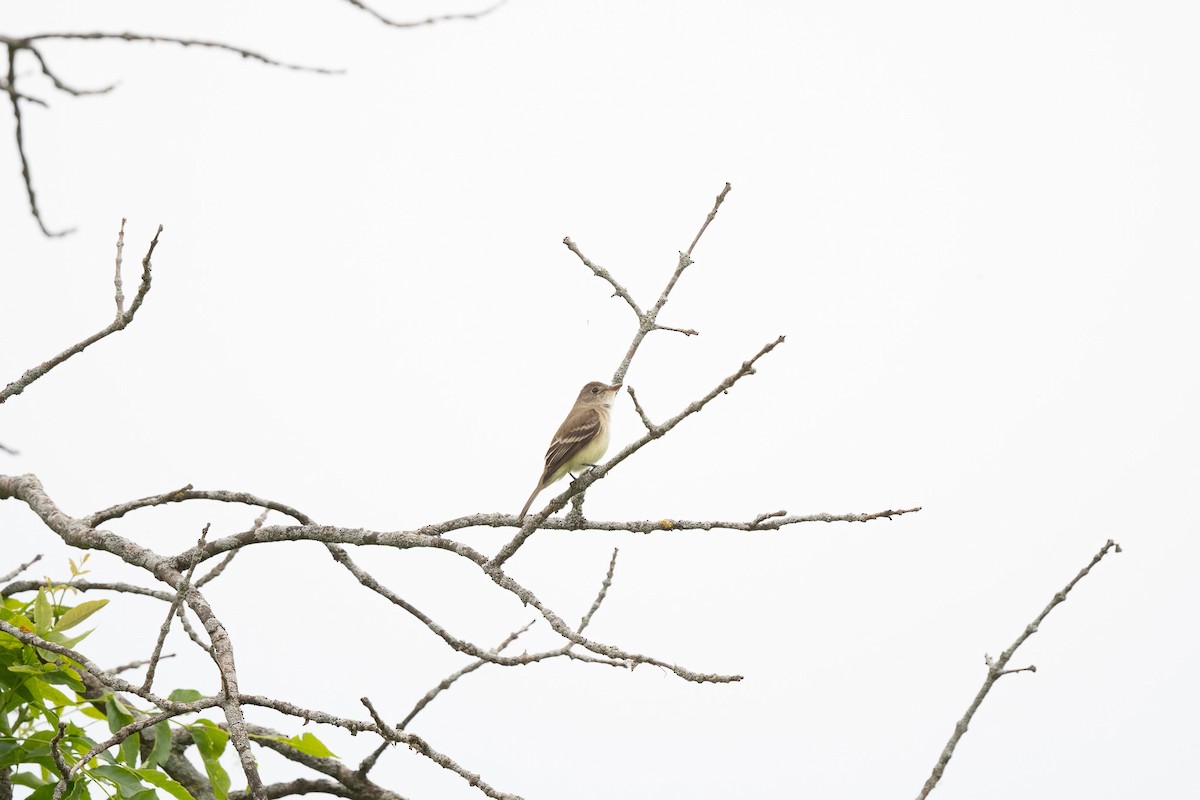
3;1;1198;798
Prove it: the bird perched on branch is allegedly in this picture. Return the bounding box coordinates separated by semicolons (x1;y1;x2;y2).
518;381;621;523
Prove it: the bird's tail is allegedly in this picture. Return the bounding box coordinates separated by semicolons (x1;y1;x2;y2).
517;481;544;524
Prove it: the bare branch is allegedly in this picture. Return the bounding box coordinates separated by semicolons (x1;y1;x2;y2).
86;485;315;527
577;548;619;635
142;524;209;693
686;181;732;257
238;725;409;800
0;225;161;404
111;654;173;675
19;33;340;75
338;0;508;28
177;602;213;654
113;218;127;315
626;385;657;432
2;578;173;601
916;539;1122;800
49;722;70;780
0;553;42;583
610;182;733;385
0;440;19;455
361;698;523;800
562;236;643;318
3;471;739;692
24;45;116;96
652;323;699;336
230;778;358;800
396;619;535;732
750;510;787;527
195;509;263;588
4;43;73;236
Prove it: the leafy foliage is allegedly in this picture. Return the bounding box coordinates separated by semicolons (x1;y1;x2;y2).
1;556;333;800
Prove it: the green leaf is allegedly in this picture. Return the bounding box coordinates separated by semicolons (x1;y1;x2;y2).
190;722;230;800
106;695;134;734
34;590;52;637
136;769;196;800
92;764;145;797
167;688;204;703
64;777;90;800
145;720;172;769
9;770;46;789
27;784;56;800
119;730;140;768
35;681;72;710
282;732;337;758
0;609;36;636
7;665;57;675
46;628;94;650
78;703;107;721
53;601;108;634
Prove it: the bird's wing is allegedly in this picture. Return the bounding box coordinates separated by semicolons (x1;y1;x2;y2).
541;407;602;485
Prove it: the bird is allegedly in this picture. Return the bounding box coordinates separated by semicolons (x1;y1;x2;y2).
517;381;621;523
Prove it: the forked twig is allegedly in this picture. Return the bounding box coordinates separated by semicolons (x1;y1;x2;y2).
1;224;161;404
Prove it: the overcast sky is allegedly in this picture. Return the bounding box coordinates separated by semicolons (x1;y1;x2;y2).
3;2;1198;798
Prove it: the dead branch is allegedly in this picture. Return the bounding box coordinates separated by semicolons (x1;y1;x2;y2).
916;539;1121;799
0;224;161;404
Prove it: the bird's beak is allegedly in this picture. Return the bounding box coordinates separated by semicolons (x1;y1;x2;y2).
608;384;623;393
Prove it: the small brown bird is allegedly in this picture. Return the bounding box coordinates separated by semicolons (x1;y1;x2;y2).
517;381;621;523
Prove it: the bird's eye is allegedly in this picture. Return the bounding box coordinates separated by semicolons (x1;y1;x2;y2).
591;386;599;393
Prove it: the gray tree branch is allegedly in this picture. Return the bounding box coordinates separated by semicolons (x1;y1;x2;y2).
916;539;1122;799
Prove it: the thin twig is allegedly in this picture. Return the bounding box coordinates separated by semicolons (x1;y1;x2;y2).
0;225;161;404
4;42;72;236
176;602;212;653
1;578;173;601
686;182;732;257
626;386;657;432
113;218;127;315
396;619;536;732
916;539;1122;799
25;46;115;96
562;236;643;318
577;548;619;635
653;324;699;336
360;698;524;800
86;485;314;527
195;509;263;587
0;553;42;583
338;0;508;28
111;654;173;675
19;33;340;74
142;524;209;693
